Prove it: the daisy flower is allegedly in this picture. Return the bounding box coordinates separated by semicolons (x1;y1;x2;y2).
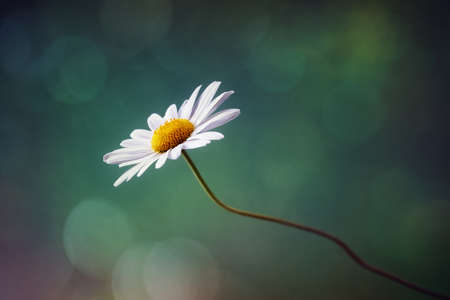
103;81;240;187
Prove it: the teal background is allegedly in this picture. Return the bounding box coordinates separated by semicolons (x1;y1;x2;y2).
1;0;450;299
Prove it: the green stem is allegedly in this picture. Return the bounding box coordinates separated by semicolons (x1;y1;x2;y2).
182;150;449;300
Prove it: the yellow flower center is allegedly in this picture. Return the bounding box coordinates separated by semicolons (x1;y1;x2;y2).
151;119;194;153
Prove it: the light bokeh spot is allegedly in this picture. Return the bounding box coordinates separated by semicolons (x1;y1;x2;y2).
63;199;134;279
112;244;153;300
143;238;220;300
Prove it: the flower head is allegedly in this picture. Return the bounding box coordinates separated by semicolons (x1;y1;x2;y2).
103;81;240;187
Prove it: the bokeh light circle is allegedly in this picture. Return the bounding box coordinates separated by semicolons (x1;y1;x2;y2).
143;238;220;300
63;199;134;279
112;244;153;300
43;36;108;104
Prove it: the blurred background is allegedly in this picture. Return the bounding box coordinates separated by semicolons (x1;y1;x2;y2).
1;0;450;299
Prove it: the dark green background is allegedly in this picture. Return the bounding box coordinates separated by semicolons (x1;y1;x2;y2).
1;0;450;299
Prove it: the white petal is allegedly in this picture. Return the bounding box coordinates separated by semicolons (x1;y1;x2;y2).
164;104;178;120
130;129;152;140
118;156;149;168
178;99;188;116
137;155;160;177
105;146;151;157
168;144;182;160
155;151;168;169
147;113;164;130
182;139;210;150
103;147;151;163
113;161;146;187
196;91;234;125
190;81;221;124
180;85;201;119
113;174;128;187
195;109;240;133
104;152;149;165
190;131;224;141
120;139;148;148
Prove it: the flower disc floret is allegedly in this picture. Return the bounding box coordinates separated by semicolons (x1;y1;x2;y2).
151;119;194;153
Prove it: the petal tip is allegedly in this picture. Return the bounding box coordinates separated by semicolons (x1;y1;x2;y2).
103;153;111;163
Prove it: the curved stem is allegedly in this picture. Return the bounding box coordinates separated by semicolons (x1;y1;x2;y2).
182;150;449;300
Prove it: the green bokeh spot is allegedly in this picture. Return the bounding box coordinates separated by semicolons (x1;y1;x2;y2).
63;199;134;278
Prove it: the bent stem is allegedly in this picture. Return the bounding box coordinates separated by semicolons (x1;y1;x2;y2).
182;150;449;300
